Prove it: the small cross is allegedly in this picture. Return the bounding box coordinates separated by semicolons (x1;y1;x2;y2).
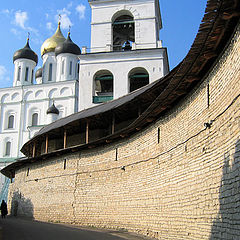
58;14;61;23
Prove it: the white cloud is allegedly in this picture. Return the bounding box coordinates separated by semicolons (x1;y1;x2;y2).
0;66;8;81
76;4;86;19
1;9;10;15
11;10;39;39
56;8;73;29
11;28;20;36
14;10;28;29
46;22;54;31
67;2;73;9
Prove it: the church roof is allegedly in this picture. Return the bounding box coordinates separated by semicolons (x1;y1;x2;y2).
46;103;59;115
13;38;38;64
35;68;42;79
55;32;81;56
41;22;66;57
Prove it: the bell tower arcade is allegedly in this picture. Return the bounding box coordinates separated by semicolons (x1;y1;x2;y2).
89;0;163;53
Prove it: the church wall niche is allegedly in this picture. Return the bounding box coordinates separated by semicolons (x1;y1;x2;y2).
11;92;20;101
24;91;34;101
48;88;58;99
1;93;10;104
35;90;45;99
60;87;72;96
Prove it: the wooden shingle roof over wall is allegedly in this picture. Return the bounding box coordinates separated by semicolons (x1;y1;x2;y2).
2;0;240;178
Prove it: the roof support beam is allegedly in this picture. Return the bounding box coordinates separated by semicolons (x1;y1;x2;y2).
112;113;115;134
32;142;36;158
45;135;48;154
64;129;67;149
138;105;141;117
86;120;89;144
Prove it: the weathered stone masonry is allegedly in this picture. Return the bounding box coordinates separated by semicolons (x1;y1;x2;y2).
7;22;240;239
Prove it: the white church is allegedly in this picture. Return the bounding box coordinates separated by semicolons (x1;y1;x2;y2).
0;0;169;194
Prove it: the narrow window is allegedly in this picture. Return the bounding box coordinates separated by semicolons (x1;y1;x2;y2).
48;63;53;81
32;113;38;126
25;67;29;81
115;148;118;161
207;83;210;107
75;63;78;78
61;60;65;75
157;127;161;144
17;66;21;81
5;141;11;156
69;61;72;75
8;115;14;129
31;70;34;83
63;159;67;170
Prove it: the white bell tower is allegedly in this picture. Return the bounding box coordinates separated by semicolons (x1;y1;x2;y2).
89;0;163;53
79;0;169;111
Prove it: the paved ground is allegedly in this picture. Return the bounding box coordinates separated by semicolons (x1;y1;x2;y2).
0;217;155;240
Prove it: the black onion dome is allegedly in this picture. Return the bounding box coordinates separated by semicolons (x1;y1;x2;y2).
46;103;59;115
55;32;81;56
13;38;38;64
35;68;42;79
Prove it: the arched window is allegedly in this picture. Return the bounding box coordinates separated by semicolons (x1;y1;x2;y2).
8;115;14;129
112;12;135;51
5;141;11;156
31;69;34;83
48;63;53;81
32;113;38;126
93;71;113;103
75;63;78;78
17;66;21;81
69;61;72;75
25;67;29;82
129;68;149;92
61;60;65;75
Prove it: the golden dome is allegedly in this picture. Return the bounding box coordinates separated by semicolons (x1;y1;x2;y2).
41;23;66;56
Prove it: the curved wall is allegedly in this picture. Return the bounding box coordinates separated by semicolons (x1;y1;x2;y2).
8;24;240;239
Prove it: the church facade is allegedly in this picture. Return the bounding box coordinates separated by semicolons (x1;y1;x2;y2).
0;0;169;193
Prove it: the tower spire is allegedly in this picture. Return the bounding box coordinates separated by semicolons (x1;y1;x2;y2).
58;14;61;26
68;25;71;36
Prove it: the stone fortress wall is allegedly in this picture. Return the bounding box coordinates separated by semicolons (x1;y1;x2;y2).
7;22;240;240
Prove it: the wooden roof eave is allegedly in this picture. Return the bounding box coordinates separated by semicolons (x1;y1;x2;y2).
3;0;240;178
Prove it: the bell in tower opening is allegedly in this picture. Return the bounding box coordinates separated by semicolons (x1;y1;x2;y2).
112;13;135;51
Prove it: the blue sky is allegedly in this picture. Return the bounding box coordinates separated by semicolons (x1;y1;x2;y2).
0;0;207;88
